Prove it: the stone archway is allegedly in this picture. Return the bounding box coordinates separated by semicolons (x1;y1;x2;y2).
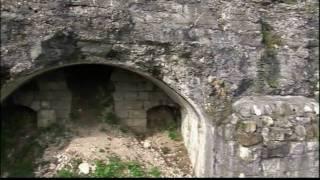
1;62;210;176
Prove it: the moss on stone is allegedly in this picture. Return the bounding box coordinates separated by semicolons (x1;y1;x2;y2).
256;20;281;93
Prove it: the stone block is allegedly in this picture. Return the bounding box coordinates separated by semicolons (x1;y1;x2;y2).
129;125;147;134
115;110;128;119
124;92;139;100
262;142;290;159
243;121;257;133
261;116;274;126
268;127;292;141
261;158;286;177
138;92;149;100
40;101;50;109
115;82;139;91
113;93;124;101
51;100;71;110
124;101;144;110
294;117;311;124
224;124;235;141
236;133;263;147
238;105;252;117
306;141;319;152
128;110;146;118
125;118;146;127
136;82;154;91
37;109;56;128
30;101;40;111
143;101;158;110
289;142;306;155
294;125;306;139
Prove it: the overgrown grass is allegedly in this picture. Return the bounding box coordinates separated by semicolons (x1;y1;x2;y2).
56;156;162;178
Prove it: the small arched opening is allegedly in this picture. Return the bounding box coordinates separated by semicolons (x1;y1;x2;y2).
146;105;181;132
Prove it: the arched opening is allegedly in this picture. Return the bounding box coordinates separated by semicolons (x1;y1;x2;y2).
0;64;201;177
146;105;181;132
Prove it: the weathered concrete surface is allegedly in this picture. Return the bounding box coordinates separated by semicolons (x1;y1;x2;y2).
1;0;319;177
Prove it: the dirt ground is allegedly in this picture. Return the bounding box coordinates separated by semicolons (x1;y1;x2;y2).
33;123;193;178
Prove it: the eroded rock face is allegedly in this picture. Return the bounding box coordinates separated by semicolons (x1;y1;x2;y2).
1;0;319;177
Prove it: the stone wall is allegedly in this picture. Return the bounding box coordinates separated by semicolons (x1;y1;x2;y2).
111;69;177;133
214;96;319;177
12;71;72;128
1;0;319;177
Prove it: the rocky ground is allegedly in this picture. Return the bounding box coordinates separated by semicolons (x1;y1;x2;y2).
32;123;193;178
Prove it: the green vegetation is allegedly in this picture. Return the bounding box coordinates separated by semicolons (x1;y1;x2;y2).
147;167;162;177
256;19;281;92
1;123;67;177
261;21;282;49
93;158;126;177
166;123;182;141
56;169;76;178
56;156;162;178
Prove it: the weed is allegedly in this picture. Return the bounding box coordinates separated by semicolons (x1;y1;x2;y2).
93;158;126;177
166;123;182;141
56;169;76;178
127;161;145;177
147;167;161;177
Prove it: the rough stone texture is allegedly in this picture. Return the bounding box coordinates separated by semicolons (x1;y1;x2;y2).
0;0;319;177
215;96;319;177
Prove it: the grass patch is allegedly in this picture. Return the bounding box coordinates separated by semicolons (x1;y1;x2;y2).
56;169;76;178
148;167;161;177
127;162;145;177
93;158;126;178
166;123;182;141
55;156;162;178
